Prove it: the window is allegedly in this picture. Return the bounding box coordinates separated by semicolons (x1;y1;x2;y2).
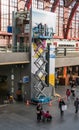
1;0;18;31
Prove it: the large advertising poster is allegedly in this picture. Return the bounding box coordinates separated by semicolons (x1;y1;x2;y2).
32;8;56;39
32;8;56;76
31;8;56;99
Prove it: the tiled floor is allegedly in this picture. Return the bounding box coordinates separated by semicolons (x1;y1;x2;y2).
0;86;79;130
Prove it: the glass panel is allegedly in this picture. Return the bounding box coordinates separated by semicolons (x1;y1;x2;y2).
1;0;18;31
1;0;8;5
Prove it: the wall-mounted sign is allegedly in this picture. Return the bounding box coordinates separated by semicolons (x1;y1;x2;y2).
32;8;56;39
23;76;29;83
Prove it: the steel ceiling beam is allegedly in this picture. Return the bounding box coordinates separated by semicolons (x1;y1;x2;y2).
63;0;75;7
51;0;60;12
64;0;79;39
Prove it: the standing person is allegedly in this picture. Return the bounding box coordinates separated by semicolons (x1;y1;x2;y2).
71;85;76;98
55;78;59;88
59;98;65;117
66;89;71;102
71;80;75;89
36;103;43;122
69;76;73;86
74;98;79;114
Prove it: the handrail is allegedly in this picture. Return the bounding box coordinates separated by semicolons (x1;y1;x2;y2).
55;47;79;56
0;45;79;57
0;45;29;53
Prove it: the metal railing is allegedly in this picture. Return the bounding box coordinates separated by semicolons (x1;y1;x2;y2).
0;45;29;53
55;47;79;57
0;45;79;57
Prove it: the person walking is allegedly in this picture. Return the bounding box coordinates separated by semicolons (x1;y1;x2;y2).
74;98;79;114
66;89;71;102
36;103;43;122
71;85;76;98
59;98;66;117
71;80;75;89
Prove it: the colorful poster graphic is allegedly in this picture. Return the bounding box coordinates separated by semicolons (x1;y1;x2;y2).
49;45;55;86
31;8;56;86
32;8;56;39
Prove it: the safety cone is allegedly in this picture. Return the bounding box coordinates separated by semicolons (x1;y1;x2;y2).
48;101;52;106
26;100;30;106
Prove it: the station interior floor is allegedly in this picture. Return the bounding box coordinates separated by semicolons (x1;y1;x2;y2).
1;85;79;130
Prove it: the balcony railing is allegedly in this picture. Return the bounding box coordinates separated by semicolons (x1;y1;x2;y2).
55;47;79;57
0;45;29;53
0;45;79;58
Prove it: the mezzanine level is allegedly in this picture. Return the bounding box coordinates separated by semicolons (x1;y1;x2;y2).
0;46;30;65
0;46;79;67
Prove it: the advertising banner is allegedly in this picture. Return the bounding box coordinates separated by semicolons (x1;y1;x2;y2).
32;8;56;75
32;8;56;39
49;45;55;86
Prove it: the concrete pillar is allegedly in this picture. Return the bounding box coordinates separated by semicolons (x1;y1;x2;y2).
63;67;67;85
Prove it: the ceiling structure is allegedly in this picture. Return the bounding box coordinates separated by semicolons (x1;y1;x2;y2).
44;0;78;8
0;0;78;41
64;0;79;39
63;0;76;7
42;0;79;40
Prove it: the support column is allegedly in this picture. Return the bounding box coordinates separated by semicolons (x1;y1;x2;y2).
63;67;67;86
